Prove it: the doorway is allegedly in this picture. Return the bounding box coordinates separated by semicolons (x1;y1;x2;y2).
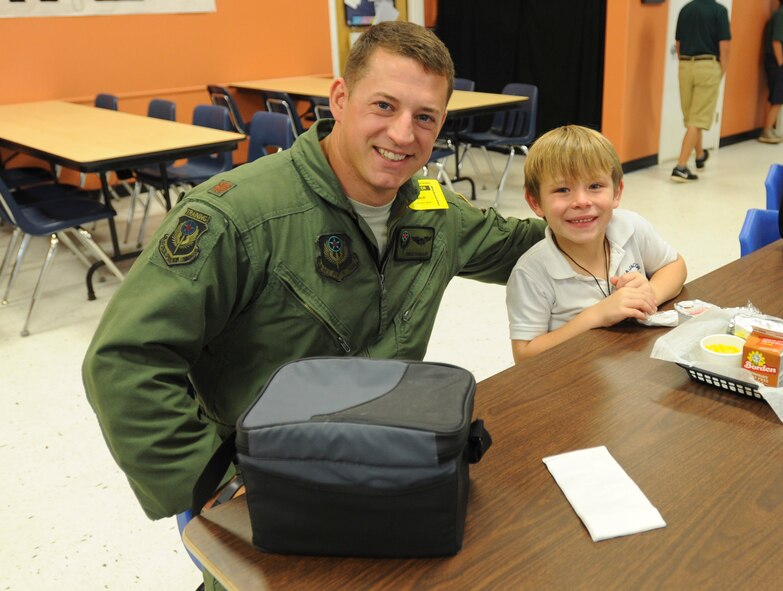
658;0;733;164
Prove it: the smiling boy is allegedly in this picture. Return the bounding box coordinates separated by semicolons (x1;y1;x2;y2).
506;125;687;361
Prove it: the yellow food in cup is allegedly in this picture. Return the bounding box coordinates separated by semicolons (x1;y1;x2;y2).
705;343;741;354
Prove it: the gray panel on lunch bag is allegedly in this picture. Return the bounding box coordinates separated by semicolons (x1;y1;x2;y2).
240;453;455;488
249;422;438;467
315;363;475;432
242;358;407;427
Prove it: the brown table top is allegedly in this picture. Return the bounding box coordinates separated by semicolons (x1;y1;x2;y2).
231;76;526;116
185;240;783;591
0;100;245;172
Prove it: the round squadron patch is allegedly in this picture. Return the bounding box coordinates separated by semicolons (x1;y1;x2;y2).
158;208;211;266
316;233;359;282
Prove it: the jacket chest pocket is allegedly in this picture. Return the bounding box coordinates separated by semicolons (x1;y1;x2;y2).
273;262;353;353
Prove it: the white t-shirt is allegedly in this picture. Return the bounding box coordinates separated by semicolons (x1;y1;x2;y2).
506;209;678;341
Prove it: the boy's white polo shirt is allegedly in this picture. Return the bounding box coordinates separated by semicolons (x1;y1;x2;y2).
506;209;678;341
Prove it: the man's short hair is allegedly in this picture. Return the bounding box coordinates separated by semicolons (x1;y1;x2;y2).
524;125;623;200
344;21;455;100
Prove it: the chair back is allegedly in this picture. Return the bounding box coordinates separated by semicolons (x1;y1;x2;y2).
442;78;476;136
207;85;248;134
148;99;176;121
95;93;118;110
189;105;234;170
0;176;18;226
310;96;333;120
764;163;783;210
739;208;781;256
265;91;305;137
490;83;538;143
247;111;295;162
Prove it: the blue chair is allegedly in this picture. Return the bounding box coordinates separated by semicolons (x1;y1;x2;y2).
739;208;780;256
247;111;295;162
95;93;118;110
0;164;56;190
207;84;250;134
131;105;234;246
124;99;177;243
176;510;203;572
148;98;176;122
309;96;333;120
458;83;538;208
0;178;123;336
764;163;783;210
265;91;306;137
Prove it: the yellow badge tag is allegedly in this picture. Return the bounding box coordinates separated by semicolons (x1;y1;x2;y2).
410;179;449;210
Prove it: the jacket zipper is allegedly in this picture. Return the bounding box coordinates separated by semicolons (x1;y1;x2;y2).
278;277;352;353
401;250;445;323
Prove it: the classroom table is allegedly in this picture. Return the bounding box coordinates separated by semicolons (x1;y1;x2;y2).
231;75;526;117
183;240;783;590
0;101;245;297
231;76;527;198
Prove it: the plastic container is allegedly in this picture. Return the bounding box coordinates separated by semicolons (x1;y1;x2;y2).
699;334;745;367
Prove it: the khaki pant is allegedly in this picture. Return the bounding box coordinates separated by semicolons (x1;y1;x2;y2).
678;59;722;130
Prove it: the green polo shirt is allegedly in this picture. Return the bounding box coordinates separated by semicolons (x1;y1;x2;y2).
676;0;731;58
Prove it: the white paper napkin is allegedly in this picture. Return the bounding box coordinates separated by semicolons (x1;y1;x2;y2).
543;446;666;542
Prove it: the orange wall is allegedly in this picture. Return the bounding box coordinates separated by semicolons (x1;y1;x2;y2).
722;1;773;136
603;0;773;164
603;0;668;163
0;0;331;116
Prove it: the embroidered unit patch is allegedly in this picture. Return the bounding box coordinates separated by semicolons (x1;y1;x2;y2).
316;233;359;282
395;227;435;261
158;208;211;266
208;180;236;197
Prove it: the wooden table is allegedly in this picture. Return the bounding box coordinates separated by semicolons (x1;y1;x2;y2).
184;240;783;590
0;101;245;297
232;75;526;116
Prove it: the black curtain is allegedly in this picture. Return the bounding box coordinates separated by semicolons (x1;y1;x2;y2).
436;0;606;136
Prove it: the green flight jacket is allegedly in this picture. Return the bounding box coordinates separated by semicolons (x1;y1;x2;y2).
83;119;546;519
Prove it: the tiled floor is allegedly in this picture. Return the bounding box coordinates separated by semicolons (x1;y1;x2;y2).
1;140;780;590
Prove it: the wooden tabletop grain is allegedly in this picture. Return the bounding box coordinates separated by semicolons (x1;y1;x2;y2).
185;240;783;590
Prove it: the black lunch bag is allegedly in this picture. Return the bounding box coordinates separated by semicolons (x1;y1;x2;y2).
193;357;492;558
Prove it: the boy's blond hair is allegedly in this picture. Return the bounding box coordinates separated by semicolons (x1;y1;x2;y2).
524;125;623;200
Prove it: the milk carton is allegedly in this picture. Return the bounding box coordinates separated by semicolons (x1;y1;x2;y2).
742;328;783;388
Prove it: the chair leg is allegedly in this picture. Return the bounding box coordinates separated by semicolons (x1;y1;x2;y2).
491;146;527;210
73;228;125;282
136;186;159;248
124;181;143;243
20;233;59;337
2;233;32;305
435;161;455;191
0;227;23;283
481;146;499;188
57;230;94;270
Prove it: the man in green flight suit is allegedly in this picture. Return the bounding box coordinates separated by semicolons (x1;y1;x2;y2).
83;20;545;588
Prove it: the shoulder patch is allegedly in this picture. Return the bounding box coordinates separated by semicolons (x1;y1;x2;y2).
158;207;211;266
208;180;236;197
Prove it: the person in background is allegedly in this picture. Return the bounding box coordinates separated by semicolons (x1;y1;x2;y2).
671;0;731;182
507;126;687;362
82;20;545;590
760;0;783;144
